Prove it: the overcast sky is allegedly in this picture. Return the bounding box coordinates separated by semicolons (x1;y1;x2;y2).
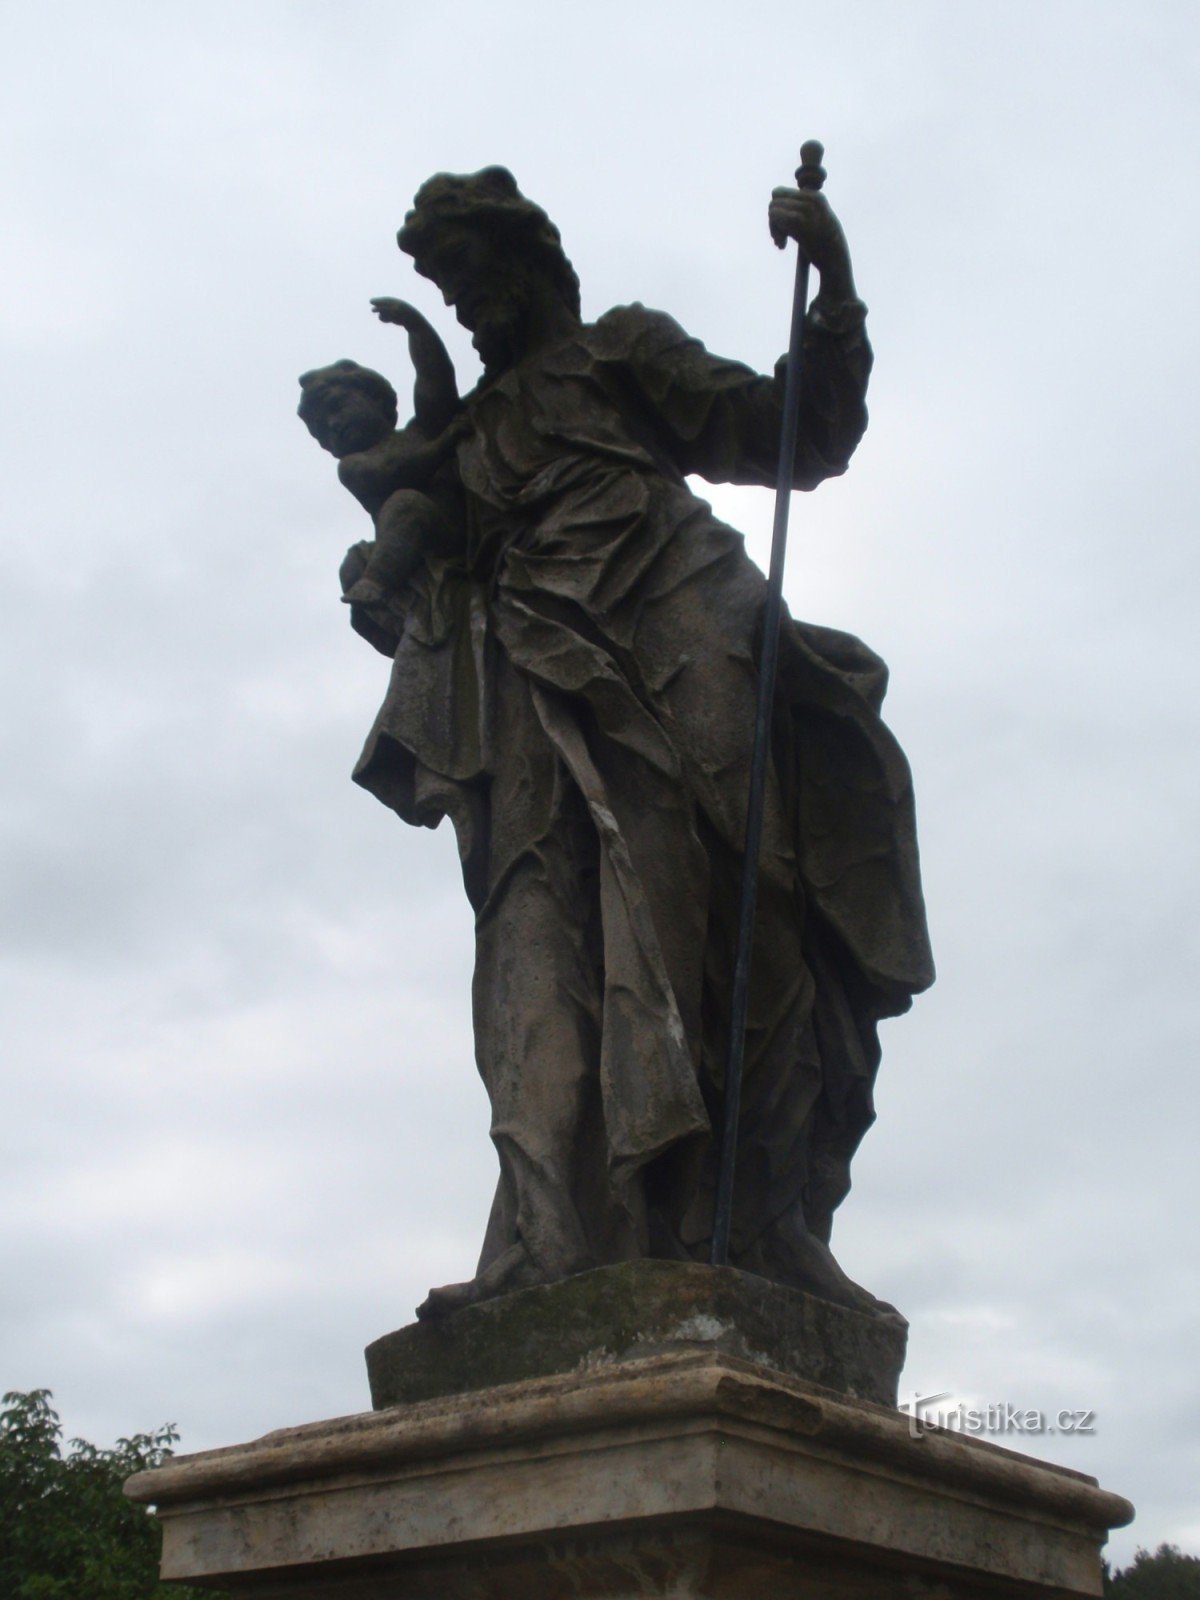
2;0;1197;1567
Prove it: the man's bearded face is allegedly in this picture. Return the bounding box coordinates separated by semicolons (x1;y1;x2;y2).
418;223;539;372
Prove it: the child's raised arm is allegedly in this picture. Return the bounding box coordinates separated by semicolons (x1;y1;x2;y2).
370;298;460;435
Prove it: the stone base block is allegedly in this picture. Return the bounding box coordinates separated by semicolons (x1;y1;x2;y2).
366;1262;908;1410
126;1351;1132;1599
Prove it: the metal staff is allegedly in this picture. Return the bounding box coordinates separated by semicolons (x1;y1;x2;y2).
711;140;827;1267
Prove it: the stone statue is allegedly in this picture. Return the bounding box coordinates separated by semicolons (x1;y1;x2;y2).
299;166;933;1322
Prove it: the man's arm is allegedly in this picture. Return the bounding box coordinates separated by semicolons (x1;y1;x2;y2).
594;301;869;490
596;187;871;489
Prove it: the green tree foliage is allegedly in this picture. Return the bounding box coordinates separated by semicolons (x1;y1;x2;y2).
1105;1545;1200;1600
0;1388;220;1599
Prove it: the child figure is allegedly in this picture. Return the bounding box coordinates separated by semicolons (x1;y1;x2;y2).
298;300;464;654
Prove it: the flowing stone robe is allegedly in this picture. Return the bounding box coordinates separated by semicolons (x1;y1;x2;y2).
347;301;933;1291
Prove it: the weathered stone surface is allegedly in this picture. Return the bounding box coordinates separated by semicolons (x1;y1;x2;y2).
298;163;934;1321
366;1260;907;1410
126;1350;1133;1599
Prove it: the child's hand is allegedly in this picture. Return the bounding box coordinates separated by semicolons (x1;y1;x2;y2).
371;297;421;329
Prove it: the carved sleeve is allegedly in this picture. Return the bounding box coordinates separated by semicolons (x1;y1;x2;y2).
598;302;872;491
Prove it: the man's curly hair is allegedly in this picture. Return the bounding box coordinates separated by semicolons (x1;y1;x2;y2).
397;166;581;320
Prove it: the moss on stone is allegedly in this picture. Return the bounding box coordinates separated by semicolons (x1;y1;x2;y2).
365;1261;906;1411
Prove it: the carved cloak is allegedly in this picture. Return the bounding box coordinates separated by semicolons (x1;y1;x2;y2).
349;303;933;1287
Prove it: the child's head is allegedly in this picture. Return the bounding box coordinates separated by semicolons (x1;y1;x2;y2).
298;360;398;457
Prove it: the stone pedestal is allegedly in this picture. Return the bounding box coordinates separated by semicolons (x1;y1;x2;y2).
126;1346;1132;1598
367;1262;908;1410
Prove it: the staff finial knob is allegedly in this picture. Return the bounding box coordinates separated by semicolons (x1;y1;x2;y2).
796;140;826;192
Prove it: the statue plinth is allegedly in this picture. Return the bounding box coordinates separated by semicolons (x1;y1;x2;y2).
126;1279;1132;1599
367;1261;908;1410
